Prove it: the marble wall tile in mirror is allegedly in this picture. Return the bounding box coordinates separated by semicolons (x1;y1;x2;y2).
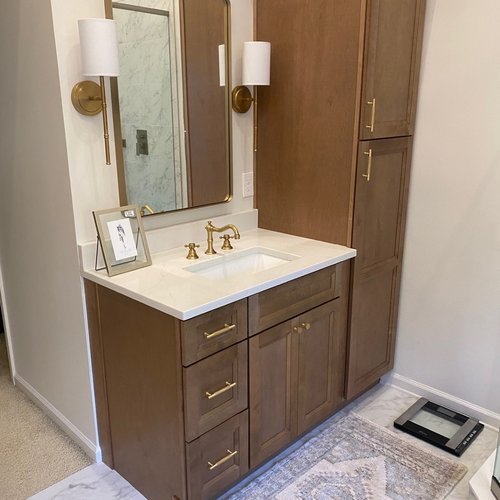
106;0;231;216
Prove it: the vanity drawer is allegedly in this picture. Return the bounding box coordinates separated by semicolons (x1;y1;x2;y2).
186;411;249;500
248;262;348;335
184;342;248;442
181;299;248;366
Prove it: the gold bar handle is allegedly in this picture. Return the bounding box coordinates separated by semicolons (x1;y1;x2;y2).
301;322;311;330
363;149;373;182
204;323;236;340
207;449;238;470
206;381;237;400
366;98;376;132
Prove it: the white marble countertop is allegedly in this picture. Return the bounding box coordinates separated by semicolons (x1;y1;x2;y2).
82;228;356;320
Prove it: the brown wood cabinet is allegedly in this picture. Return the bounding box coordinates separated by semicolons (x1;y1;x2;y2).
360;0;426;140
256;0;426;400
84;260;351;499
249;276;349;468
347;137;412;398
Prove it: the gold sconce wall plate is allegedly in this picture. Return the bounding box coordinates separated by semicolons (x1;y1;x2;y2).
71;80;103;116
231;85;253;113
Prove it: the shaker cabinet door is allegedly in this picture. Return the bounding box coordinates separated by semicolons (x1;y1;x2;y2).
360;0;426;139
249;320;298;468
347;137;412;399
296;300;347;435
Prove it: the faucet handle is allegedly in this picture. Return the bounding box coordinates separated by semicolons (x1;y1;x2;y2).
220;234;234;251
184;243;200;260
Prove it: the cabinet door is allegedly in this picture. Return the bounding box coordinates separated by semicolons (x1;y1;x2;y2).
347;137;412;399
296;300;347;435
360;0;426;140
249;320;298;468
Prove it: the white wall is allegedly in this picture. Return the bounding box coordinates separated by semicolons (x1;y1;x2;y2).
0;0;97;452
395;0;500;415
52;0;255;245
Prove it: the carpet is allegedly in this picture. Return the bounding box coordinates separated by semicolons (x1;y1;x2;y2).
227;413;467;500
0;334;92;500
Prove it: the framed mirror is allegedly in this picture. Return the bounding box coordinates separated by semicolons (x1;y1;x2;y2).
105;0;232;216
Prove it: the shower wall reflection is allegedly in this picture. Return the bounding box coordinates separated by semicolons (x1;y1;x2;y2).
113;0;186;212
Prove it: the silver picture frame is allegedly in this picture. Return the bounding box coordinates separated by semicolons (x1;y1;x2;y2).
93;204;152;277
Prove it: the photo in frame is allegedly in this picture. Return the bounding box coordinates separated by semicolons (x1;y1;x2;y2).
93;205;152;276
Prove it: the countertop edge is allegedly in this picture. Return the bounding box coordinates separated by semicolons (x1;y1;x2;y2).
82;249;356;320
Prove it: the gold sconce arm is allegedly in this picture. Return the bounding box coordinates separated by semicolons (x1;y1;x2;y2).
71;77;112;165
231;85;259;152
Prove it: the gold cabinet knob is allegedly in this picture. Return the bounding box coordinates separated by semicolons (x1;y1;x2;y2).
293;322;311;334
185;243;200;260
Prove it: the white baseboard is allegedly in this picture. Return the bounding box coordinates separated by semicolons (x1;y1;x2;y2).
14;374;101;462
383;372;500;430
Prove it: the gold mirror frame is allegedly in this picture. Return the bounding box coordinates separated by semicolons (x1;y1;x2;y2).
104;0;232;216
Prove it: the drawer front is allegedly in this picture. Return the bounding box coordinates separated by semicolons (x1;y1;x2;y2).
181;299;248;366
249;262;349;335
186;411;249;500
184;342;248;442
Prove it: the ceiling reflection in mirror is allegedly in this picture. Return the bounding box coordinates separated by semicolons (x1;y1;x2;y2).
108;0;231;216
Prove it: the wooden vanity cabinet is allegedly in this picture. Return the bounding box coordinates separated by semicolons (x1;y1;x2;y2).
85;260;351;500
249;298;348;468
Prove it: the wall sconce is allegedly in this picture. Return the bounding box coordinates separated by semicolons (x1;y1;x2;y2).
232;41;271;114
71;19;120;165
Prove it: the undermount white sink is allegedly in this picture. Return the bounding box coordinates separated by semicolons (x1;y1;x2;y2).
184;247;300;280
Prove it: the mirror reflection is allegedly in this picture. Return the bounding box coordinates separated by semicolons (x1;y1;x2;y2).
107;0;231;215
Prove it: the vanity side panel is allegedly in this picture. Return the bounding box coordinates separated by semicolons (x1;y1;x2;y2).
255;0;364;245
95;285;187;500
84;280;114;467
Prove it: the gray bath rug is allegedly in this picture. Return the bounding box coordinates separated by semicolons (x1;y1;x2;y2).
227;413;467;500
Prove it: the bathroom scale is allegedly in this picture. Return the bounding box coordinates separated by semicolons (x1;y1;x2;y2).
394;398;484;457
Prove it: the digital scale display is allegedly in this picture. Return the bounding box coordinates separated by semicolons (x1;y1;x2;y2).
394;398;484;457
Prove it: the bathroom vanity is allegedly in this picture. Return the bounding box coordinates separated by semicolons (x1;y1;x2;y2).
83;229;355;499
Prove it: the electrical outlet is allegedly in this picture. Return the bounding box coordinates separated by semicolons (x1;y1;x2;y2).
242;172;254;198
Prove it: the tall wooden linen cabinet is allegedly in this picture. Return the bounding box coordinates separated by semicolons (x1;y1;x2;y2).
256;0;426;399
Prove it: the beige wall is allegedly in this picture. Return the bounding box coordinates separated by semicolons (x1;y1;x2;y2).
395;0;500;414
0;0;97;453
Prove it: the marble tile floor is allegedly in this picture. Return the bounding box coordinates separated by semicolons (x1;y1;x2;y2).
29;384;498;500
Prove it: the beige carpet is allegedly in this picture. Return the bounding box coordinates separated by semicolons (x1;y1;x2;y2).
0;334;91;500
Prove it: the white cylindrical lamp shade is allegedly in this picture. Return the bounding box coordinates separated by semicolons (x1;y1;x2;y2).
78;19;120;77
242;41;271;86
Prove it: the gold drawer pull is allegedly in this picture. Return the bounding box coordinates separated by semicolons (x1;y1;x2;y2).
363;149;373;182
366;98;376;132
207;449;238;470
206;381;237;400
204;323;236;340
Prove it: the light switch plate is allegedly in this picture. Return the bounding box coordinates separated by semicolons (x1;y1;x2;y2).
242;172;254;198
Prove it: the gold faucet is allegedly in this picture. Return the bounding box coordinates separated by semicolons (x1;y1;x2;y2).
140;204;155;217
205;221;240;255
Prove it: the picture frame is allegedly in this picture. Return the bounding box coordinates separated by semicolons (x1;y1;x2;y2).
93;204;152;277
